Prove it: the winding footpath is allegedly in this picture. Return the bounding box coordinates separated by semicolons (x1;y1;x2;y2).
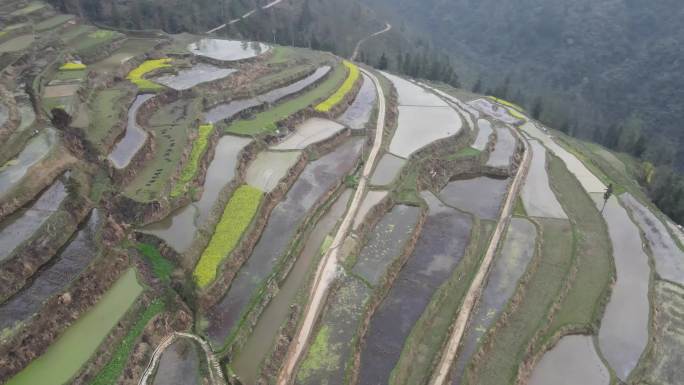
276;67;386;385
428;120;532;385
351;23;392;61
138;332;225;385
207;0;284;34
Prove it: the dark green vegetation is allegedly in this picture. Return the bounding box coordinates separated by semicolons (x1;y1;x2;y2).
137;243;175;283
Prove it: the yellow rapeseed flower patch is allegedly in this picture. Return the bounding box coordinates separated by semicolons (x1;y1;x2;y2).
170;124;215;198
315;60;359;112
488;96;525;112
126;58;172;91
193;185;263;287
59;61;86;70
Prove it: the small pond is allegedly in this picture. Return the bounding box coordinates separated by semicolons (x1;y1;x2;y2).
188;39;270;62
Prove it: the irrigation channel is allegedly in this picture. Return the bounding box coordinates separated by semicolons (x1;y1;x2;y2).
276;68;386;384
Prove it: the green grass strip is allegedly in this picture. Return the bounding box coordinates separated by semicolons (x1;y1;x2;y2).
315;60;358;112
89;300;165;385
136;243;175;283
193;185;263;287
170;124;215;198
225;63;347;135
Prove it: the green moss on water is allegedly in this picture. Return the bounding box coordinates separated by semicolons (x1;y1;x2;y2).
297;325;340;382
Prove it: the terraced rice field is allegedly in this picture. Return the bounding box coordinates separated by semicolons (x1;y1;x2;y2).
528;336;609;385
369;153;405;186
0;35;34;53
439;176;509;220
151;339;200;385
521;141;567;219
5;268;142;385
469;98;520;125
81;87;131;149
0;103;8;127
245;151;300;193
0;211;99;334
0;178;66;262
486;125;516;168
352;190;388;230
271;118;344;150
472;119;492;151
90;38;160;72
188;39;270;61
107;94;153;169
356;192;472;385
0;128;56;197
338;74;376;129
203;138;363;348
154;63;236;90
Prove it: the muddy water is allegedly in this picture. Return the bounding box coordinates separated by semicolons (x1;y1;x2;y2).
154;63;236;90
521;122;606;194
389;105;462;158
272;118;344;150
0;179;67;262
338;74;376;129
231;190;353;385
450;218;536;383
245;151;300;193
486;125;516;168
352;205;421;286
440;176;509;220
108;94;154;169
205;66;331;124
469;98;520;125
529;336;609;385
472;119;492;151
370;153;405;186
598;197;650;381
152;339;200;385
521;141;567;219
357;192;472;385
142;135;251;252
188;39;270;61
352;190;388;230
621;194;684;285
0;128;56;197
204;138;363;347
0;210;99;333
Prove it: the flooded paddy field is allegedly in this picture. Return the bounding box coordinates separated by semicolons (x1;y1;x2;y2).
352;205;421;286
0;178;66;262
271;118;344;150
153;63;236;91
439;176;509;220
356;192;472;385
230;190;353;385
205;66;331;124
521;141;567;219
107;94;153;169
621;193;684;285
338;74;376;129
0;103;7;127
142;135;251;252
245;151;300;193
469;98;520;125
0;211;99;334
369;153;405;186
471;119;492;151
0;128;56;197
389;105;462;158
450;218;536;383
598;197;650;381
632;281;684;384
5;268;142;385
203;139;363;347
528;335;609;385
381;72;447;106
486;125;516;168
352;190;388;230
188;39;269;62
152;339;200;385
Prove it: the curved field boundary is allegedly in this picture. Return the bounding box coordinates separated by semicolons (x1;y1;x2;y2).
138;332;225;385
315;61;359;112
276;67;386;385
428;121;532;385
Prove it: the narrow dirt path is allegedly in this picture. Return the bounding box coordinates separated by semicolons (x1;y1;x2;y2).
351;23;392;61
428;125;532;385
207;0;284;34
276;67;386;385
138;332;226;385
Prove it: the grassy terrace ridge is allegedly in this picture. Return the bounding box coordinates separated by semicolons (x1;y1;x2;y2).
170;123;215;198
224;61;347;135
391;219;494;385
315;60;359;112
465;218;573;385
35;14;74;32
89;299;165;385
126;58;172;92
6;269;142;385
193;185;263;287
137;243;176;282
82;87;131;150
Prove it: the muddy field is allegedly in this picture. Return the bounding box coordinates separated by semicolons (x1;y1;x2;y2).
529;336;609;385
245;151;300;193
108;94;153;169
154;63;236;91
356;192;472;385
439;176;509;220
204;138;363;347
352;190;388;230
271;118;344;150
152;339;200;385
338;74;376;129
